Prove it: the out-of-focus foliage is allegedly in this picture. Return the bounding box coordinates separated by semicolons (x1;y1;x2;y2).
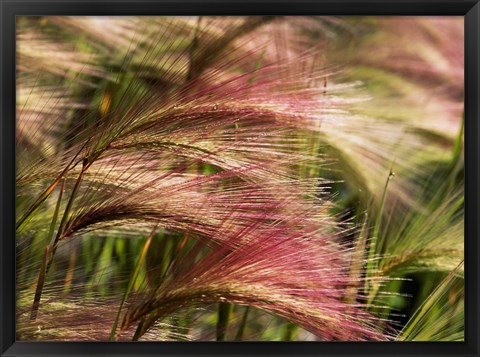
16;16;463;341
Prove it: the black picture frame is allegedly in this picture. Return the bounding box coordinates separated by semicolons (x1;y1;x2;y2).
1;1;478;356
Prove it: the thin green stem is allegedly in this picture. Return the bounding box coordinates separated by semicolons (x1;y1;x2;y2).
46;164;86;272
30;246;49;321
30;178;65;320
186;16;202;81
46;179;67;250
216;303;233;341
234;306;250;341
345;212;369;303
31;164;85;320
399;261;464;340
16;142;87;231
281;322;298;341
451;113;464;168
366;169;394;304
110;227;157;341
446;113;464;195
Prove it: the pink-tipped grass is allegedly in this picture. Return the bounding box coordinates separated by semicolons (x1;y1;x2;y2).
16;16;463;342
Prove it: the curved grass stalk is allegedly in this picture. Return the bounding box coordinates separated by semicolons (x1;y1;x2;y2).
398;261;464;341
30;178;66;320
31;160;90;319
16;140;88;231
377;186;464;279
121;216;390;341
16;16;464;342
366;169;394;305
344;212;368;303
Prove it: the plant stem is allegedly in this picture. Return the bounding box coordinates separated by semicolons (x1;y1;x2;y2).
281;322;298;341
16;142;87;231
47;165;86;272
345;212;369;302
30;246;49;320
110;227;157;341
366;169;394;304
186;16;202;82
63;248;77;294
31;165;85;319
234;306;250;341
216;303;233;341
46;178;67;248
399;261;463;340
30;178;65;320
446;113;464;194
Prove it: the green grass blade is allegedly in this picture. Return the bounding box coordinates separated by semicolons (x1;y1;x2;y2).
366;170;394;303
30;178;66;320
16;142;86;231
399;261;464;341
109;227;157;341
345;212;369;302
46;178;66;250
30;245;49;321
281;323;298;341
216;303;233;341
234;306;250;341
451;113;464;168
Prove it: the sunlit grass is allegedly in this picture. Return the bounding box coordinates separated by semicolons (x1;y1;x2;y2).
15;16;464;341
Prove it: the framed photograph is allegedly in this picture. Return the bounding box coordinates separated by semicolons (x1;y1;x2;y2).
1;1;479;356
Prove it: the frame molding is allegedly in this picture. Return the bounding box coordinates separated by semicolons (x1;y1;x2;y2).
1;1;478;356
